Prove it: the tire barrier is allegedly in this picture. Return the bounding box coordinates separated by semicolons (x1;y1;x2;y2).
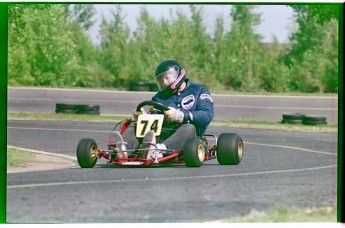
302;115;327;125
128;81;150;91
128;81;159;92
55;103;100;115
55;103;77;114
282;113;305;124
282;113;327;125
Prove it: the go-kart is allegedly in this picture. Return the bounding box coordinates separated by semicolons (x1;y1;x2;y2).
76;101;244;168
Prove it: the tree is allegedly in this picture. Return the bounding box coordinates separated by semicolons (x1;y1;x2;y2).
212;15;226;85
285;5;339;92
187;5;213;85
8;5;80;86
221;5;264;91
288;4;340;25
8;4;104;88
99;4;131;87
66;4;96;31
258;39;290;92
8;4;51;31
131;6;163;80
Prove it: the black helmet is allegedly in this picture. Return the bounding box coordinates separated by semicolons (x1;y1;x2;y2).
154;59;186;94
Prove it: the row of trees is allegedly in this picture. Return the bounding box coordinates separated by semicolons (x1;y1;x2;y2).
8;4;339;93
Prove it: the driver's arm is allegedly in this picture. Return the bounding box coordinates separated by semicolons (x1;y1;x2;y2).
180;87;214;127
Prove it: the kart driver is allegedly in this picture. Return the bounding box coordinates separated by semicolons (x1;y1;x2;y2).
108;59;214;159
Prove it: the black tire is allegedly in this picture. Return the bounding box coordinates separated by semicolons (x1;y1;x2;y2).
77;138;98;168
216;133;243;165
77;110;101;115
302;119;327;125
128;81;150;91
55;103;77;114
56;103;77;110
55;109;76;114
183;138;205;167
76;104;100;112
303;115;327;122
303;120;327;125
282;119;303;124
282;113;305;120
55;108;76;114
302;115;327;125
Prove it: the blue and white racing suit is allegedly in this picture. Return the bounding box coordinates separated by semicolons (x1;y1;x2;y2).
152;79;214;139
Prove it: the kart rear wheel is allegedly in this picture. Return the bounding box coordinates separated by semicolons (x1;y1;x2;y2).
77;138;98;168
216;133;243;165
183;138;205;167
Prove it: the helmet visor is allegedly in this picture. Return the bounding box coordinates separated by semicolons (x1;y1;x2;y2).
155;68;179;90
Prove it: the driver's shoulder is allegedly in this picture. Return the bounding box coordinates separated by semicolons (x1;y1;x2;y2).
187;82;210;93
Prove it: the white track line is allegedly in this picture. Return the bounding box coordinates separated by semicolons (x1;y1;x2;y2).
245;142;337;156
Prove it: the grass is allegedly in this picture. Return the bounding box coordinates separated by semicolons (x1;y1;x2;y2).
222;206;337;222
7;147;33;167
8;112;338;133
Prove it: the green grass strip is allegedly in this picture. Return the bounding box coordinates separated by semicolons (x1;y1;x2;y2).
222;206;337;222
7;147;33;167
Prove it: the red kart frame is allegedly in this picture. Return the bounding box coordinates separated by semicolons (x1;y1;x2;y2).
76;101;243;168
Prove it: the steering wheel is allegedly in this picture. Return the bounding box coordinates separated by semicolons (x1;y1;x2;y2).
136;101;170;113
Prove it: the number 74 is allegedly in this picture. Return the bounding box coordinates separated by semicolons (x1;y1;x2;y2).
135;114;164;138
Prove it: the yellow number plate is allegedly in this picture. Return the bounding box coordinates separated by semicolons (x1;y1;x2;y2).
136;114;164;138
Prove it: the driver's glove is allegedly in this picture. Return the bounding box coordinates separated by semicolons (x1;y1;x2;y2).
164;107;184;123
131;107;146;121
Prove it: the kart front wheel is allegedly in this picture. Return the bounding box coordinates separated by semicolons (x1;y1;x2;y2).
77;138;98;168
216;133;243;165
183;138;205;167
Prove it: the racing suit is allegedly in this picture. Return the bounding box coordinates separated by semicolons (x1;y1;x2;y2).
152;79;214;138
123;79;214;151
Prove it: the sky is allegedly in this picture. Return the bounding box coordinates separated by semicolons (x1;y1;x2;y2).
88;4;296;45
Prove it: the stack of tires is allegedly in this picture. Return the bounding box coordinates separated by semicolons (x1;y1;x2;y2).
55;103;77;114
55;103;100;115
282;113;327;125
282;113;305;124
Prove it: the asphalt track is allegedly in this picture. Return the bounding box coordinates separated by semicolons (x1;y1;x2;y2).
6;120;337;223
7;87;338;124
6;88;338;223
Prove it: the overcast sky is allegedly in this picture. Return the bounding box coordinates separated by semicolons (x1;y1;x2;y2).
88;4;295;45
